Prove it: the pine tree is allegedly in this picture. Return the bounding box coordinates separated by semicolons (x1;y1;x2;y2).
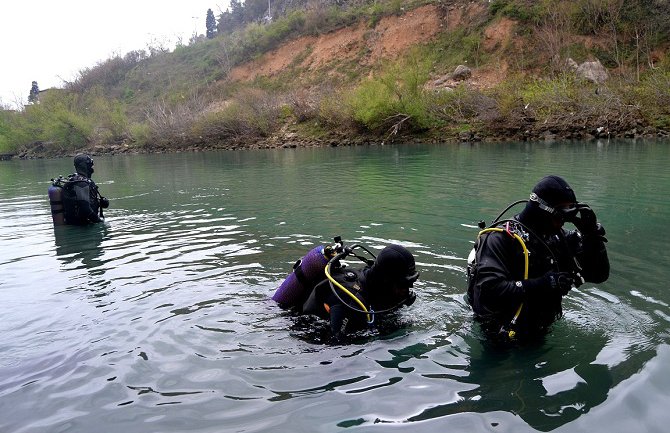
230;0;244;26
28;81;39;104
206;8;216;39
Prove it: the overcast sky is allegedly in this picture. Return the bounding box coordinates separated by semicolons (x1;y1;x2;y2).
1;1;229;106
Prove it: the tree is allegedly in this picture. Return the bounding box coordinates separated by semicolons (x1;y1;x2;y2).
206;8;217;39
230;0;245;26
28;81;39;104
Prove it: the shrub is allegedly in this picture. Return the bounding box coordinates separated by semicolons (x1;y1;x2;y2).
428;85;497;124
144;91;208;143
348;53;436;133
128;122;151;147
191;88;281;141
633;70;670;127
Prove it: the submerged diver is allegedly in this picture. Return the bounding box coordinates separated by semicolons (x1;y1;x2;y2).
467;175;609;341
49;154;109;225
273;238;419;343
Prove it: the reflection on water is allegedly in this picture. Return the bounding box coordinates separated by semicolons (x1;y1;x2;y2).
54;224;108;267
1;140;670;433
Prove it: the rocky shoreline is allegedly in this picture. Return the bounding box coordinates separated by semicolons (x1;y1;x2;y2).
10;121;668;160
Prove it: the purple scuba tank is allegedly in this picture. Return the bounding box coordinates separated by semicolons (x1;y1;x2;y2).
48;180;65;225
272;246;330;306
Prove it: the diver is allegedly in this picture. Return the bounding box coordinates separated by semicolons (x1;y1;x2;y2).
273;238;420;343
466;175;609;341
49;154;109;225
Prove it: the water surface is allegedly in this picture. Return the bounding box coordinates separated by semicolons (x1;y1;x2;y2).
1;140;669;432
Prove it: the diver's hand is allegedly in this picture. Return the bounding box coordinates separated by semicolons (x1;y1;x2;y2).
523;271;579;297
547;271;580;295
100;197;110;209
573;204;598;234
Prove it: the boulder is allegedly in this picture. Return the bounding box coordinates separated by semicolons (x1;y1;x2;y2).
565;58;579;71
575;60;608;84
451;64;472;81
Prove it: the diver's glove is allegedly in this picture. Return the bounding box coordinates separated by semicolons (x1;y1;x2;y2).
523;271;580;297
100;197;110;209
573;204;598;234
548;271;582;295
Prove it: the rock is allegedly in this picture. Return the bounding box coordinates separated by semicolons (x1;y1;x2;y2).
458;131;474;141
575;60;608;84
451;64;472;81
565;58;579;71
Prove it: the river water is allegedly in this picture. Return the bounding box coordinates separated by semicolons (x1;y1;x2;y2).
1;140;669;433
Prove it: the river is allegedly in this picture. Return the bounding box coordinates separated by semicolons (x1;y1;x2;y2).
1;140;669;432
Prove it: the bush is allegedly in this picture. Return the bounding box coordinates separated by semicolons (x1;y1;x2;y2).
494;74;645;132
428;85;497;124
633;70;670;128
489;0;541;23
20;91;93;149
191;88;281;141
128;122;152;147
348;53;436;133
0;113;15;153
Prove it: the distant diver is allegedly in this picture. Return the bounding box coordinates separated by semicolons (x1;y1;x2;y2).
273;237;419;343
48;154;109;225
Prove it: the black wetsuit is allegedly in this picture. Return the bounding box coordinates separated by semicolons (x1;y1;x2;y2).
62;173;102;225
302;266;375;341
467;216;609;338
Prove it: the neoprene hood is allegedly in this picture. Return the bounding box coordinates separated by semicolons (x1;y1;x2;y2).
74;154;94;177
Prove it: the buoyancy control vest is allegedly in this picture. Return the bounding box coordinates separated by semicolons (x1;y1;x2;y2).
58;174;101;225
302;266;368;318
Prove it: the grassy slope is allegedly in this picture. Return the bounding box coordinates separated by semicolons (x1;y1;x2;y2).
3;0;670;157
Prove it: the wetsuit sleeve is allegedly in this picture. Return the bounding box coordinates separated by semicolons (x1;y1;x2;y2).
471;232;527;316
328;304;350;343
572;230;609;284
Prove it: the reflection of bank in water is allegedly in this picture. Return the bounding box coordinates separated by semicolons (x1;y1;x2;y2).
53;224;108;269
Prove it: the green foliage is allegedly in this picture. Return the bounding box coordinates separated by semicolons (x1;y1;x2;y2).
28;81;39;104
128;122;151;147
428;85;491;124
489;0;541;22
206;8;217;39
519;75;581;119
0;113;15;153
368;3;385;28
348;52;437;132
317;91;356;130
633;70;670;128
23;91;93;149
5;0;670;153
191;88;280;141
70;51;147;94
432;29;486;70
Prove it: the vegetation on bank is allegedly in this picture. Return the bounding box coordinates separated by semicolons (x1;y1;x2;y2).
1;0;669;156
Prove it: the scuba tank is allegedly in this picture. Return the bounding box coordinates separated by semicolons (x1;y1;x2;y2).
272;239;342;307
48;176;66;226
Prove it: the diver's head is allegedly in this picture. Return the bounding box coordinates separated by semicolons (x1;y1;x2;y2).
366;244;419;308
520;175;578;233
74;154;94;177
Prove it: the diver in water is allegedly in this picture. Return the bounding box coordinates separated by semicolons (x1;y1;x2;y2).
467;175;609;341
274;240;419;343
56;154;109;225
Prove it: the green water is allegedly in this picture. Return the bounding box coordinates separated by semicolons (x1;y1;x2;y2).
1;140;669;432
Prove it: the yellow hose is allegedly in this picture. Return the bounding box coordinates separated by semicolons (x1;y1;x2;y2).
477;227;529;338
324;262;372;323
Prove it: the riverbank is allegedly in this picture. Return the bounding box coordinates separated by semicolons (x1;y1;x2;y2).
4;1;669;160
12;117;669;160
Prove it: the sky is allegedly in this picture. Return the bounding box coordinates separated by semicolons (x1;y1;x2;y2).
1;1;229;107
